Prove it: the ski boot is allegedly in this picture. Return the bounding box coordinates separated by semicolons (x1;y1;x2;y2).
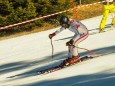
99;29;104;33
60;56;79;67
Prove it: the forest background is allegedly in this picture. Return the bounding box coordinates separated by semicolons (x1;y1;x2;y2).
0;0;105;39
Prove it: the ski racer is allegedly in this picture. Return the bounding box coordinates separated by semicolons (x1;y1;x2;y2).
49;16;89;65
99;0;115;32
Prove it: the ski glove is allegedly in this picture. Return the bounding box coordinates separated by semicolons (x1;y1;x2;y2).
66;39;74;46
49;33;56;39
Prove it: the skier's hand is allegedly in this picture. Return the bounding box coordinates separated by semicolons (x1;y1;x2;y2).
49;33;56;39
66;39;74;46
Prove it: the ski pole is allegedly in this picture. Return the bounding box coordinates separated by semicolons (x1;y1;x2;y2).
73;45;98;55
50;38;54;58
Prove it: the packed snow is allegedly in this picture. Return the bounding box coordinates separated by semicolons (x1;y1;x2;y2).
0;15;115;86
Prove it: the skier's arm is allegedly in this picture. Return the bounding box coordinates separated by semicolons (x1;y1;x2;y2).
49;27;65;39
54;27;65;35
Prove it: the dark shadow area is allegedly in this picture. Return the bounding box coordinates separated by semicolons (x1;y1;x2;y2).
0;52;67;75
26;69;115;86
0;45;115;80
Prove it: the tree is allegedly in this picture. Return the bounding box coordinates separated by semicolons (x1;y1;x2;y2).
11;0;27;9
0;0;14;16
25;0;37;19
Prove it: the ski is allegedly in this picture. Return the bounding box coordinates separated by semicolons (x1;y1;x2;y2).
37;56;93;75
37;51;114;75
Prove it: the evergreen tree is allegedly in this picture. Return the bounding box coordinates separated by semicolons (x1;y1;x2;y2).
0;0;14;16
25;0;37;19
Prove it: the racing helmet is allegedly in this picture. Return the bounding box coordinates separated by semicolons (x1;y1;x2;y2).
59;16;70;28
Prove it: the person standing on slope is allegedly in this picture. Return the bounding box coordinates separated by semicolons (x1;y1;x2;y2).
49;16;89;65
99;0;115;32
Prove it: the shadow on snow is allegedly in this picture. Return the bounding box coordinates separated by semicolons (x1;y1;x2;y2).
0;45;115;80
26;69;115;86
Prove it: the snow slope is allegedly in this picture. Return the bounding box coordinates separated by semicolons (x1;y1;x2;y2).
0;15;115;86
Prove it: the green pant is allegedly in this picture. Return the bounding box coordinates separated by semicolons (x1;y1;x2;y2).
99;4;115;31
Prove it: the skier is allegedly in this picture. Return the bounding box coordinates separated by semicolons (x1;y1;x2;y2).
49;16;89;65
99;0;115;32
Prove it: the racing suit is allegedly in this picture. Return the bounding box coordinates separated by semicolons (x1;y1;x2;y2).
54;19;88;58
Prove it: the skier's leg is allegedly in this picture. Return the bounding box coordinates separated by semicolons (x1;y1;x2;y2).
112;16;115;25
110;4;115;25
73;34;88;62
64;32;88;65
73;33;88;57
68;46;73;58
63;38;79;65
99;5;109;32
